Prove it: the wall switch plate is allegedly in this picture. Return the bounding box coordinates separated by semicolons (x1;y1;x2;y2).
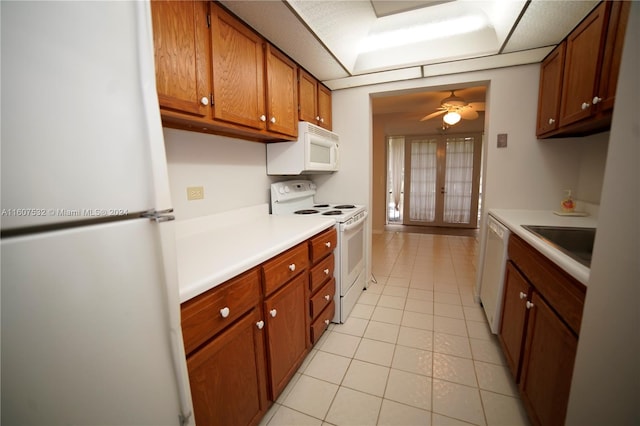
497;133;508;148
187;186;204;200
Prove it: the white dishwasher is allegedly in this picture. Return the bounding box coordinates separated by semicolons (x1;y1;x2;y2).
479;214;511;334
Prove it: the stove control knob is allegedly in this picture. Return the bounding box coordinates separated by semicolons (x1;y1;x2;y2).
278;187;285;194
284;186;290;193
310;183;317;190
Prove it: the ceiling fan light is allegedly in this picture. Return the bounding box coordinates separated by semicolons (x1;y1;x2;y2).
443;111;461;125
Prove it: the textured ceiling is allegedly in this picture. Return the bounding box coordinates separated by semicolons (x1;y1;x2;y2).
221;0;598;89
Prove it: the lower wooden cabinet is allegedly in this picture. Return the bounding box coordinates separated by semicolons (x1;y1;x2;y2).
264;272;309;399
186;308;268;426
499;234;585;426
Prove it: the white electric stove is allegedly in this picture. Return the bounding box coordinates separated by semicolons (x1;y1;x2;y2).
270;180;367;323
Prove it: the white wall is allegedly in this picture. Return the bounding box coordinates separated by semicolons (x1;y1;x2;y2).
163;128;276;220
566;3;639;423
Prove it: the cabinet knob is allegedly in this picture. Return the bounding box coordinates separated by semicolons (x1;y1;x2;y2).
219;306;230;318
324;319;330;325
288;263;296;272
581;102;591;110
320;117;324;123
259;115;266;122
592;96;602;105
324;294;331;301
526;301;534;309
548;118;555;125
200;96;209;106
316;116;321;121
519;292;527;300
270;309;277;318
324;268;330;275
270;117;276;124
256;320;264;330
325;241;331;248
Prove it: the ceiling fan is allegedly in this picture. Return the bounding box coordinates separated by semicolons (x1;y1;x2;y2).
420;90;485;125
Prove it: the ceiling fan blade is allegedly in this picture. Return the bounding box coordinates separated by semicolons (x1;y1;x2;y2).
467;101;485;111
460;109;479;120
420;110;446;121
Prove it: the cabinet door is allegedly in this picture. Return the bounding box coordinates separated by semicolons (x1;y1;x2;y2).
151;0;210;118
298;69;318;124
536;43;565;137
558;2;608;127
210;4;266;130
519;292;578;426
266;45;298;137
498;262;530;380
317;84;333;130
596;0;631;112
264;273;309;399
187;308;268;426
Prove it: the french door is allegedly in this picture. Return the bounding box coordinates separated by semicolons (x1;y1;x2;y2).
403;134;482;228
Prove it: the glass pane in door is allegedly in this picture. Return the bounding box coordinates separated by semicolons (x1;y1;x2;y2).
443;137;475;224
408;139;437;222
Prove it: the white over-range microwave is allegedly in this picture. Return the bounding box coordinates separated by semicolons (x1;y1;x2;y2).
266;121;339;175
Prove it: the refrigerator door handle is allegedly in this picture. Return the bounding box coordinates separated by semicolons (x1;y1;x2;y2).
141;209;176;223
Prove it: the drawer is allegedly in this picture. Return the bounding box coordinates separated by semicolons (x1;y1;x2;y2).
263;242;309;296
309;227;337;263
309;253;334;294
310;278;335;319
181;268;261;356
310;301;335;345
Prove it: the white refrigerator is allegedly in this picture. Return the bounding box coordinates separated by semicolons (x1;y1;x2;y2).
1;1;193;424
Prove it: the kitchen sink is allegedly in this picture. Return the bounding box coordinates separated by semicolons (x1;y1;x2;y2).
521;225;596;267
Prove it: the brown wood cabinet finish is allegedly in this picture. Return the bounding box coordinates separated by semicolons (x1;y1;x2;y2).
262;242;309;297
498;262;531;381
311;301;335;344
309;253;335;294
266;45;299;137
499;233;586;426
536;43;565;137
210;3;266;130
264;272;309;399
298;68;332;130
151;0;210;118
310;278;335;318
519;292;578;426
186;307;268;426
309;227;337;263
558;1;608;128
181;268;260;355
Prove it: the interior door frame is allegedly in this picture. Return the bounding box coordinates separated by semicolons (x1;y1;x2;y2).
403;133;482;229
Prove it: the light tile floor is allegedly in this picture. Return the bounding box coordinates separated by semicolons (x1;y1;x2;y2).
260;231;530;426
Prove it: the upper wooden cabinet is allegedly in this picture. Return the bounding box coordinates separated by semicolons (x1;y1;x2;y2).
151;1;323;141
298;68;333;130
537;1;630;138
151;0;211;118
536;43;565;136
210;3;266;131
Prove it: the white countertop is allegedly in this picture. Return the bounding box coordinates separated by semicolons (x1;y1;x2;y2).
489;209;597;286
175;205;336;303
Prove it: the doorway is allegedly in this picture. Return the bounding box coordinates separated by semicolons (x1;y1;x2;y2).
387;133;482;229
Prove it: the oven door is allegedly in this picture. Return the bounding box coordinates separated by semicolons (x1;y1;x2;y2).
339;211;368;295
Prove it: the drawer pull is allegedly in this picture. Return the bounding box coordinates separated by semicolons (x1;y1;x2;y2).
519;292;527;300
288;263;296;272
324;294;331;301
526;301;534;309
256;320;264;330
219;307;230;318
324;319;330;325
581;102;590;110
324;268;330;275
325;241;331;248
270;309;277;318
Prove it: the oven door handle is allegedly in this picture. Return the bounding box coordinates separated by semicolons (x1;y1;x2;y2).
340;211;368;232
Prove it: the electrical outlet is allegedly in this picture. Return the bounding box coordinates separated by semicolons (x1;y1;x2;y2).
187;186;204;200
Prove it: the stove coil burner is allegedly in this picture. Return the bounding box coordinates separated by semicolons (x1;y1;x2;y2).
322;210;343;216
334;204;356;209
314;204;330;208
295;209;319;215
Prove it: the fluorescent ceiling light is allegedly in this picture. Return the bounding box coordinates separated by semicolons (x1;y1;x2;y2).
359;15;487;53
